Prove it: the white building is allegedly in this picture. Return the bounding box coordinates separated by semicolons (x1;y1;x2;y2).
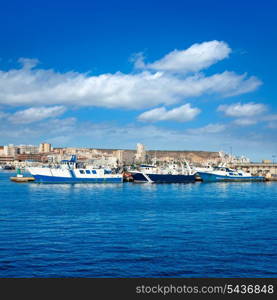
39;143;52;153
18;144;39;154
90;156;118;168
135;143;146;162
3;144;18;156
113;150;135;165
3;144;39;156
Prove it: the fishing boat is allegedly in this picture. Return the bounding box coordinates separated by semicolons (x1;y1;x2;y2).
129;162;196;183
27;155;123;183
197;166;265;182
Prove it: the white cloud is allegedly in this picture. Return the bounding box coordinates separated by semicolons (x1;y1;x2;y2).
229;112;277;127
138;40;231;73
187;123;226;134
138;104;200;122
130;52;145;69
219;102;269;127
18;57;40;69
8;106;66;124
233;118;258;126
218;102;267;117
0;47;261;109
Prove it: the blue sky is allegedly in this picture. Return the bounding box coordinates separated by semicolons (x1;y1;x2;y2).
0;0;276;161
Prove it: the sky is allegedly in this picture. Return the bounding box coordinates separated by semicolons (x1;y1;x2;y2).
0;0;276;161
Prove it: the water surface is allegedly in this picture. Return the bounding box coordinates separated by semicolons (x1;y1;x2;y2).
0;171;277;277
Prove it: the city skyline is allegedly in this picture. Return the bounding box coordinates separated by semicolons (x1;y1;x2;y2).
0;0;276;161
0;141;251;164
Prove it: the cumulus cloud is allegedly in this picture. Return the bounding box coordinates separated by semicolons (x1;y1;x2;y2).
138;104;200;122
0;67;261;109
8;106;66;124
218;102;267;117
0;46;261;109
18;57;40;69
187;123;226;134
130;52;146;69
233;118;258;126
137;40;231;73
233;118;259;126
232;113;277;127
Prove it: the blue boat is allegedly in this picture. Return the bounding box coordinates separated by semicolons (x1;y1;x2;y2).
197;166;265;182
129;164;196;183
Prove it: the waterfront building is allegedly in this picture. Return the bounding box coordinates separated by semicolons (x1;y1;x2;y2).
39;143;52;153
3;144;18;156
135;143;146;162
16;153;46;162
64;147;78;155
3;144;39;156
46;154;64;163
18;144;39;154
113;150;135;165
90;156;118;168
113;150;124;163
262;159;272;164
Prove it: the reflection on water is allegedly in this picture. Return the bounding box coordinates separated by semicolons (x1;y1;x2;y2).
28;182;124;191
200;181;254;200
134;182;197;192
136;182;158;192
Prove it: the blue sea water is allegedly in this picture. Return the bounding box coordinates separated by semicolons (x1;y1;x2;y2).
0;171;277;278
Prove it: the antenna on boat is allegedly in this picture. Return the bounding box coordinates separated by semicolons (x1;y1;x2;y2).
184;159;192;175
153;150;157;165
70;155;77;163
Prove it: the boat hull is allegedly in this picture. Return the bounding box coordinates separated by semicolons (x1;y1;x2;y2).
130;172;195;183
33;174;123;184
198;172;265;182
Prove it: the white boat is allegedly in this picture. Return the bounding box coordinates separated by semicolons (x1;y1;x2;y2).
197;166;265;182
27;156;123;183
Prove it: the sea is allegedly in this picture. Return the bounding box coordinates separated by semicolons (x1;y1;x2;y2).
0;170;277;278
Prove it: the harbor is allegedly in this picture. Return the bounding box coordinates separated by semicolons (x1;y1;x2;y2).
1;142;277;184
1;0;277;284
5;158;274;184
1;142;277;280
1;143;276;278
